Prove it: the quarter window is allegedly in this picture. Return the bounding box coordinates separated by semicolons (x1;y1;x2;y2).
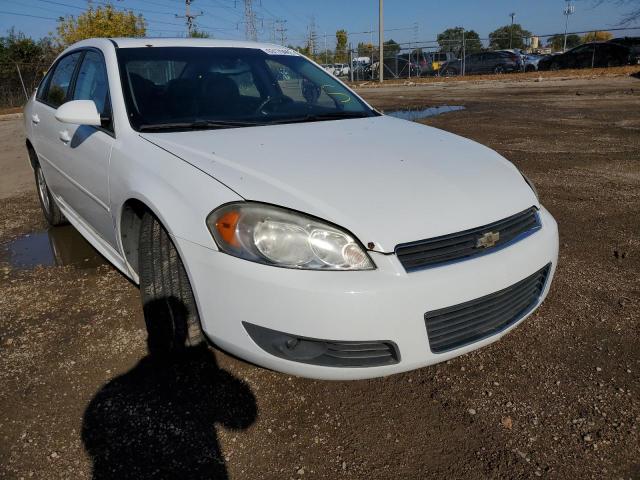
44;52;83;108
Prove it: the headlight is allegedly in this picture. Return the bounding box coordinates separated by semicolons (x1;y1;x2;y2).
206;202;375;270
520;172;539;201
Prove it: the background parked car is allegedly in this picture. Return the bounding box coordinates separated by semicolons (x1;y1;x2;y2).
609;37;640;60
523;53;546;72
333;63;350;76
371;57;420;79
440;51;522;76
538;42;639;70
321;64;335;75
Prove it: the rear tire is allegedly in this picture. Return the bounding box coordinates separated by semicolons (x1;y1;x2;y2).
33;154;67;226
494;65;506;74
138;212;204;357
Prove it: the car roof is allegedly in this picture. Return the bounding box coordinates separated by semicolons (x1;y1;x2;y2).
61;37;290;53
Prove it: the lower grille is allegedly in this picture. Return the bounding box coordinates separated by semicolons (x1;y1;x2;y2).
396;207;540;271
424;264;551;353
243;322;400;368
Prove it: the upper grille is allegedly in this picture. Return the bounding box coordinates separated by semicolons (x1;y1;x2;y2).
424;264;550;353
396;207;540;272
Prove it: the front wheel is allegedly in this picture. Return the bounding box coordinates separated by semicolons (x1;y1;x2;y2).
139;212;204;357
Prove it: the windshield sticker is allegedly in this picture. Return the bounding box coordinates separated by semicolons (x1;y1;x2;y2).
261;47;299;56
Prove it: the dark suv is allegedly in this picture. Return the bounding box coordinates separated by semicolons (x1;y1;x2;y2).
439;51;522;76
538;41;639;70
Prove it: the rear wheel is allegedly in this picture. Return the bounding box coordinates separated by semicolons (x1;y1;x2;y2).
138;212;204;357
494;65;506;74
443;67;457;77
33;155;67;226
549;62;561;71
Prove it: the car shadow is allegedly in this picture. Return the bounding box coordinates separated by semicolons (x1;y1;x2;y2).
81;299;258;479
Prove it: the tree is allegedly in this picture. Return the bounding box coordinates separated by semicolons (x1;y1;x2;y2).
0;29;59;107
356;42;375;58
56;5;146;46
383;39;400;59
547;34;581;51
335;29;348;63
189;29;210;38
437;27;482;55
582;31;613;42
489;24;532;50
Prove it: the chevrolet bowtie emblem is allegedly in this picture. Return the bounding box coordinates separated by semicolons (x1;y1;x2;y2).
476;231;500;249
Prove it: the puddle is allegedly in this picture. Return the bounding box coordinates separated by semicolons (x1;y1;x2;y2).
2;226;106;270
386;105;465;121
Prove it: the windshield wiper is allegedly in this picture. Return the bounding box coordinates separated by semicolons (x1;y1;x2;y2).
138;120;263;132
269;111;374;125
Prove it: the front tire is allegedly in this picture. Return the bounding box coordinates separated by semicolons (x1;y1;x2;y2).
139;212;204;357
33;159;67;226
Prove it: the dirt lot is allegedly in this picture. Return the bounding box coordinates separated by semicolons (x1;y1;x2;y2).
1;74;639;479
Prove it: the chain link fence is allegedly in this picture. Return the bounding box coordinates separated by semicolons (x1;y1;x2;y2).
0;62;50;109
341;28;639;82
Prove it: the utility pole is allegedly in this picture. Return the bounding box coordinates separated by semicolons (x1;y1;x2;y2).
275;19;287;45
509;12;516;49
176;0;203;37
308;16;317;55
379;0;384;83
244;0;258;41
563;1;575;52
324;32;328;64
461;27;466;76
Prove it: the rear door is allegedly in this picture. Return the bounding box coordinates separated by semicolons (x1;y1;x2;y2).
58;49;117;247
566;44;594;68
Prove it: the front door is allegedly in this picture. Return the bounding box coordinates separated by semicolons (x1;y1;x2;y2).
60;49;117;247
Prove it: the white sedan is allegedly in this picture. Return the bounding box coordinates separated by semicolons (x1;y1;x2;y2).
23;38;558;380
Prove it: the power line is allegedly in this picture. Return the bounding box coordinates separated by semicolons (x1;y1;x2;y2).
0;10;59;20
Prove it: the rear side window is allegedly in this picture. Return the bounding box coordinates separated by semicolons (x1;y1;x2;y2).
44;52;83;108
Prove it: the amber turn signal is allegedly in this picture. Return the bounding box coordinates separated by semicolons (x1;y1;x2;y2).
215;210;240;247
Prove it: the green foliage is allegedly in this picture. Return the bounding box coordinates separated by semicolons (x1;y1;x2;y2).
546;34;581;51
356;42;375;57
189;29;210;38
0;29;60;107
335;29;348;62
383;39;400;57
488;24;532;50
56;5;146;46
437;27;482;54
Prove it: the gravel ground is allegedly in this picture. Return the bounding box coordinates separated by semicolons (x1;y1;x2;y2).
0;73;639;479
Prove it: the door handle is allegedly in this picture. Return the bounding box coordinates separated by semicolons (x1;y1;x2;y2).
31;114;40;124
59;130;71;143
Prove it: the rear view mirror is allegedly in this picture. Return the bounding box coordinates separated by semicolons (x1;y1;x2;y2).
55;100;101;126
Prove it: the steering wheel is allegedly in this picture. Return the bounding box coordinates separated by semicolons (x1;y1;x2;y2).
254;95;292;115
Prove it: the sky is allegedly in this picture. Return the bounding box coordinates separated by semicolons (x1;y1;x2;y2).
1;0;638;47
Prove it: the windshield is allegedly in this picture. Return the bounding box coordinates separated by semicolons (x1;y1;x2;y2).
116;46;376;131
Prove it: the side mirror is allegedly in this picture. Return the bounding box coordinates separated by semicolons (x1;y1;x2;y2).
55;100;101;126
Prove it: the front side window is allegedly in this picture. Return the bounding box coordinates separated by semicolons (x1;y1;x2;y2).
73;50;113;131
44;52;83;108
116;47;376;131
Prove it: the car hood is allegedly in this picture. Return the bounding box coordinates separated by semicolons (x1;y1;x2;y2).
141;115;537;252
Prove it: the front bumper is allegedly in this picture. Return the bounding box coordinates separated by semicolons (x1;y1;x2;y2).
176;207;559;380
